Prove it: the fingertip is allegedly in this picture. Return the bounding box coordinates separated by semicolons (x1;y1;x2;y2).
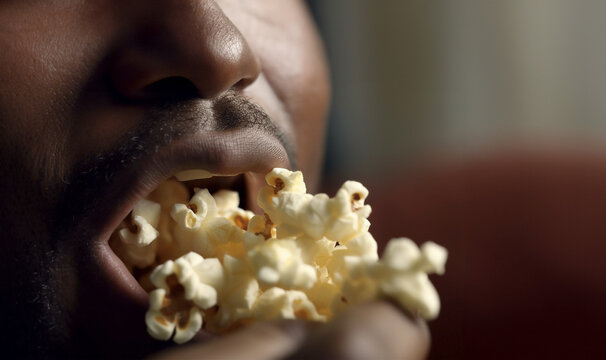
286;301;430;360
345;301;431;360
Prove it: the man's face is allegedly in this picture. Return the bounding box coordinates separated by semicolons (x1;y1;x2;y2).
0;0;329;357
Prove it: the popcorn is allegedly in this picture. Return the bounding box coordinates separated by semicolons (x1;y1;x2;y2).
109;168;448;344
248;238;317;290
145;252;223;343
110;199;161;268
324;181;372;244
146;180;190;263
211;255;261;330
171;188;217;231
145;289;203;343
251;287;325;322
213;190;255;229
371;238;447;320
169;189;249;260
119;198;161;246
259;171;371;245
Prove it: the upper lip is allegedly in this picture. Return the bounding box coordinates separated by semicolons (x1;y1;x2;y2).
93;125;292;242
56;97;292;352
99;125;290;297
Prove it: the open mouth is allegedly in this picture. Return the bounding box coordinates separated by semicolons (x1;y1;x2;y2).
111;171;247;268
76;117;292;309
102;168;266;301
60;96;295;354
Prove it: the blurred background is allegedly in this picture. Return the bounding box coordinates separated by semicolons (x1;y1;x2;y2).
309;1;606;358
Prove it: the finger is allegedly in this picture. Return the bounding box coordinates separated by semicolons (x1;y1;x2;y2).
287;301;430;360
149;320;308;360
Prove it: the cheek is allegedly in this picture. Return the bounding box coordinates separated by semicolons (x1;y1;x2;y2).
0;36;74;192
267;34;330;192
225;0;331;190
283;62;330;193
0;2;116;184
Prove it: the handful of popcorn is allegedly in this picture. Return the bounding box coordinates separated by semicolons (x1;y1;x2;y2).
110;168;447;344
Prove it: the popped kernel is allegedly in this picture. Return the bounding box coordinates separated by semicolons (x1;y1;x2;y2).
171;188;217;231
258;172;371;245
110;199;161;268
170;189;249;260
146;180;190;263
251;287;325;322
248;238;317;290
210;255;261;330
119;198;161;246
145;252;223;343
371;238;447;320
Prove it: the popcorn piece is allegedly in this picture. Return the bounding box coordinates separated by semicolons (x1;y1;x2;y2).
146;179;190;262
336;267;379;313
119;198;161;246
305;280;341;317
251;287;325;322
248;238;317;290
169;189;219;257
168;188;252;261
145;252;224;343
420;241;448;275
257;170;371;245
324;232;378;287
214;190;240;212
171;189;218;231
111;234;158;269
213;190;255;230
257;169;310;236
344;232;379;262
196;217;247;260
242;215;269;250
258;190;312;236
112;199;161;268
371;238;448;320
265;168;306;194
211;255;261;330
146;289;203;344
324;181;372;244
298;237;337;267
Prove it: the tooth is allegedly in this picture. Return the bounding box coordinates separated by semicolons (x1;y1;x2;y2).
175;169;214;182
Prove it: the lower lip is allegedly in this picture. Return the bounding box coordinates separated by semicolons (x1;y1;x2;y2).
95;240;149;305
91;185;158;308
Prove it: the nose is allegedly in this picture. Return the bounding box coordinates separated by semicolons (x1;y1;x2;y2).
111;1;260;101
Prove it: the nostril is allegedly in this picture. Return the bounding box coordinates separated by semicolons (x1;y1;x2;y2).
140;76;199;101
232;75;257;92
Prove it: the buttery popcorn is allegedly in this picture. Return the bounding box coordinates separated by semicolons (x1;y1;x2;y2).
372;239;447;320
145;252;223;343
248;237;317;290
109;168;448;344
109;199;161;269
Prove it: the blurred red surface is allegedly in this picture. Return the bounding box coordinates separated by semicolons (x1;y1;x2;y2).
356;148;606;359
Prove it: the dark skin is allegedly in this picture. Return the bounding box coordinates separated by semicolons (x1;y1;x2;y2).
0;0;428;358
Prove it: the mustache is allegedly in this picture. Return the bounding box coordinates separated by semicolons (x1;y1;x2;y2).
97;92;296;177
52;92;295;239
